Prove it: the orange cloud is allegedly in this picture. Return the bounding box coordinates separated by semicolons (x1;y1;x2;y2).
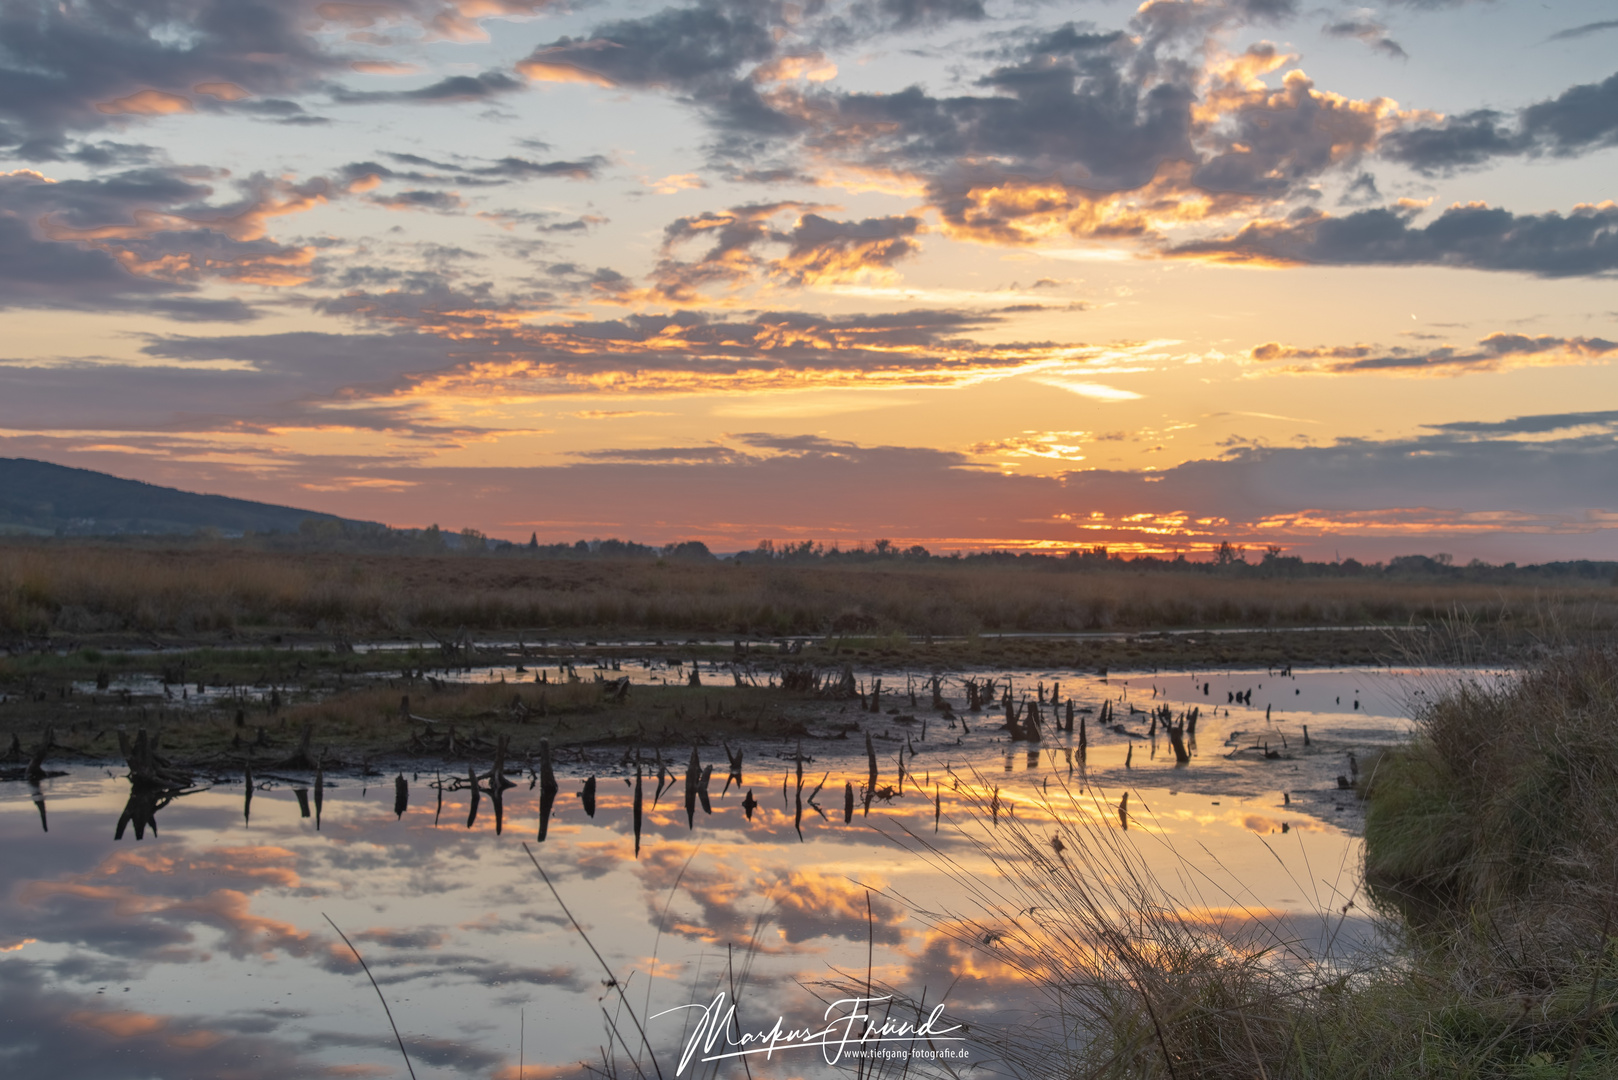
94;89;194;116
517;56;617;88
752;53;838;84
350;60;420;75
192;82;251;101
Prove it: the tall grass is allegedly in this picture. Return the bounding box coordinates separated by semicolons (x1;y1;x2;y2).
4;543;1615;638
1364;646;1618;989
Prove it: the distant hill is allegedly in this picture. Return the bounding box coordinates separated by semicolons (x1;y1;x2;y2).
0;458;371;537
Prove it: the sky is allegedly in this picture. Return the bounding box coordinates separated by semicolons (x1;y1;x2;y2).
1;0;1615;560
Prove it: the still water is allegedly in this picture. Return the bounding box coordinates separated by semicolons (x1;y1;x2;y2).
0;665;1502;1078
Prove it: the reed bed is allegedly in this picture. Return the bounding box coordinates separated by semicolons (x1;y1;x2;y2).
4;543;1615;639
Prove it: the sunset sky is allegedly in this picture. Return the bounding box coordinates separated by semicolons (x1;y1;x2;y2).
1;0;1615;559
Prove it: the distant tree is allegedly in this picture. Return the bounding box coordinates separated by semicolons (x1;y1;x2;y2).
1214;541;1246;566
528;532;538;549
663;540;715;561
873;538;893;555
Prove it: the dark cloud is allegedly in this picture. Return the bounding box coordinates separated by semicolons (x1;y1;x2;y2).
368;188;467;212
328;69;527;105
815;23;1192;213
855;0;985;32
1249;332;1618;374
518;2;780;95
1322;17;1407;59
1428;409;1618;436
0;211;173;306
0;166;335;319
1546;19;1618;42
1170;202;1618;278
345;151;607;188
0;0;338;155
0;170;266;320
514;5;1405;247
0;1;567;155
1381;69;1618;172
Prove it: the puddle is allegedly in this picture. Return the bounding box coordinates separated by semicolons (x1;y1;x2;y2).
0;666;1508;1078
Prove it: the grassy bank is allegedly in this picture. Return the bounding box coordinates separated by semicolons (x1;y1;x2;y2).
4;542;1616;640
1362;645;1618;973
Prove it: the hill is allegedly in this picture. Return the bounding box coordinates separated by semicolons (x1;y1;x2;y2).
0;458;369;537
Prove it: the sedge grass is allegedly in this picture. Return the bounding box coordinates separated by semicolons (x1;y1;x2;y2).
4;543;1616;640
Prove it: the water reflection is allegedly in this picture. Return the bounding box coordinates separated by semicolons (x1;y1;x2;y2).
0;666;1488;1078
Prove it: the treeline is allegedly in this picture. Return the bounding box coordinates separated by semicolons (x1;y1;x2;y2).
113;519;1618;585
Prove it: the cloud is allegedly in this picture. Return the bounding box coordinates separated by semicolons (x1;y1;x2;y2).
1248;331;1618;374
1168;201;1618;278
1038;379;1142;401
1321;17;1408;60
1545;19;1618;43
773;212;923;285
647;201;922;299
517;4;779;96
509;4;1419;253
0;1;569;156
1381;69;1618;172
1428;409;1618;436
285;297;1128;396
368;188;467;212
0;0;344;155
328;69;528;105
850;0;986;33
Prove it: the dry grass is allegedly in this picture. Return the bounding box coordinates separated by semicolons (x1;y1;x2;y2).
1363;647;1618;985
4;542;1616;640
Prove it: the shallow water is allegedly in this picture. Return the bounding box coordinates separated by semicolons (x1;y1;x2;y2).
0;665;1510;1079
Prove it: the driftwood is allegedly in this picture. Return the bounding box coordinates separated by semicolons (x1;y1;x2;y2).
276;723;320;770
118;728;192;789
